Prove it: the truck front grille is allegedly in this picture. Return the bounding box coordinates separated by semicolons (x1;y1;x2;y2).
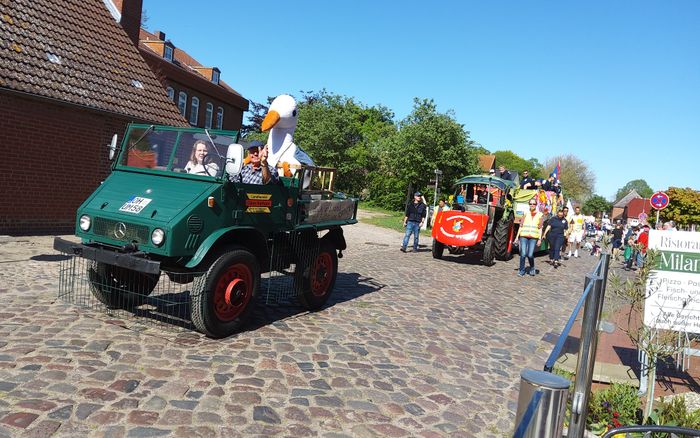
93;217;149;243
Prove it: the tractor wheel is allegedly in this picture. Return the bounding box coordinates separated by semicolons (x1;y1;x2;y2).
483;236;496;266
88;262;159;309
495;212;515;261
296;240;338;310
432;240;445;259
191;248;259;338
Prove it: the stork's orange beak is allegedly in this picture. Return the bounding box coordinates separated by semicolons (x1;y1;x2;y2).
261;110;280;132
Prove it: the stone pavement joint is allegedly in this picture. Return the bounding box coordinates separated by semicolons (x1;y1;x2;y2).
0;225;597;436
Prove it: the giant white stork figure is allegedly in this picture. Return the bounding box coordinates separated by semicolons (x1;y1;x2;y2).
261;94;314;178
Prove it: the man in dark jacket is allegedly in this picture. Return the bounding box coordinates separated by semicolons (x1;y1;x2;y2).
497;165;514;181
519;170;535;189
401;192;427;252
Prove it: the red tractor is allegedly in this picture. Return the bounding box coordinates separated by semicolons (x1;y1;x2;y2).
431;175;517;265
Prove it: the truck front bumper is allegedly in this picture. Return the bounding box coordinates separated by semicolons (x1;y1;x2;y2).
53;237;161;275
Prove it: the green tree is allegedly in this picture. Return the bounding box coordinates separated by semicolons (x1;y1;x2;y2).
293;90;396;197
493;150;545;180
544;154;595;203
661;187;700;227
582;195;612;217
368;98;480;209
614;179;654;202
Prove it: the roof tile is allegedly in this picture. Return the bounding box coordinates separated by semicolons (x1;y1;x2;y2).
0;0;186;126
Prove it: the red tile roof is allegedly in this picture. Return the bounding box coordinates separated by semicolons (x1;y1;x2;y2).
0;0;186;126
626;198;652;218
139;28;244;99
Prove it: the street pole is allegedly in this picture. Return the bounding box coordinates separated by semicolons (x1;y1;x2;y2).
433;169;442;209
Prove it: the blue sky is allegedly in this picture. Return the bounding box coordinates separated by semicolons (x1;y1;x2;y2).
143;0;699;200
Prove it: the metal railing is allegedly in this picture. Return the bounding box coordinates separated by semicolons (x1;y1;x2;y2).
514;253;611;437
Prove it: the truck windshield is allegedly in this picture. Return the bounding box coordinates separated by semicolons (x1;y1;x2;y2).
119;126;236;178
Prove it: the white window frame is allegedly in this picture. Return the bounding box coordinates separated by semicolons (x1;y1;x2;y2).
164;45;174;62
189;97;199;125
216;107;224;129
177;92;187;117
205;102;213;129
212;70;220;84
166;86;175;101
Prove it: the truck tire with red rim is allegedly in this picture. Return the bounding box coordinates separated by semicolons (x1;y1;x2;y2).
88;262;158;309
191;248;259;338
296;240;338;310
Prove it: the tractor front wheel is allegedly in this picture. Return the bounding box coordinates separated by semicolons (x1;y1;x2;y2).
432;240;445;259
483;237;496;266
191;248;259;338
88;262;158;309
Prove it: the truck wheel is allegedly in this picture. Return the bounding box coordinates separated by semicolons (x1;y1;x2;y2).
483;236;496;266
88;262;159;309
495;212;515;261
432;240;445;259
296;240;337;310
191;249;259;338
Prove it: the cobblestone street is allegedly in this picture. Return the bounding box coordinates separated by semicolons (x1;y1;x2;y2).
0;223;598;437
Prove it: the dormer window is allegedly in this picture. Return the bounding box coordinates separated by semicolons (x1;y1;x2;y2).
211;69;220;84
164;45;174;62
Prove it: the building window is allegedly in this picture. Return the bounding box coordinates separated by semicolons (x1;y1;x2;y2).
205;103;213;128
164;45;174;62
216;107;224;129
212;70;220;84
166;86;175;101
189;97;199;125
178;92;187;117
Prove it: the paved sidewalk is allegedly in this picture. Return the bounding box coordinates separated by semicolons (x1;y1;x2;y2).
0;225;597;437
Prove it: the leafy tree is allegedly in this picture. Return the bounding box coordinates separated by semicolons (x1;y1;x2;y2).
240;98;271;139
582;195;612;217
544;154;595;203
368;98;480;209
293;90;396;197
614;179;654;202
493;150;545;180
661;187;700;227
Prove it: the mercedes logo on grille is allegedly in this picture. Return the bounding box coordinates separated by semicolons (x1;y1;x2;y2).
114;222;127;239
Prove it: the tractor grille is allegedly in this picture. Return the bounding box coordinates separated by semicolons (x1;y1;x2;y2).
93;217;149;243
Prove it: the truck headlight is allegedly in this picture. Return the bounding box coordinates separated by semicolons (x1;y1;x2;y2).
151;228;165;246
79;215;91;231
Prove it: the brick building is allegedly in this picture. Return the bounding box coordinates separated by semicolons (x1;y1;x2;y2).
0;0;186;235
105;0;249;131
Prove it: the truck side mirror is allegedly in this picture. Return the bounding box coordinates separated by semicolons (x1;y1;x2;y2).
107;134;118;160
225;144;244;176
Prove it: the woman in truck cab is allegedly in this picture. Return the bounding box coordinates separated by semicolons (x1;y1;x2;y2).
185;140;220;176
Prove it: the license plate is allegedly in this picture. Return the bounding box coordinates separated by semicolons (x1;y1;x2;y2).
119;196;152;214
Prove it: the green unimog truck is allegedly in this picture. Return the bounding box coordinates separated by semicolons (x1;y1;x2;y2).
54;124;357;338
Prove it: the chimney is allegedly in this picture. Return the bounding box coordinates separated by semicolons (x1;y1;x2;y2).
118;0;143;46
155;30;166;41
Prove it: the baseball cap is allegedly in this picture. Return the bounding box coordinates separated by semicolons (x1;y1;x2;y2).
414;191;422;196
246;140;264;149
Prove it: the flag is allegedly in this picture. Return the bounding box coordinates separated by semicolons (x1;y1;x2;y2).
550;161;561;180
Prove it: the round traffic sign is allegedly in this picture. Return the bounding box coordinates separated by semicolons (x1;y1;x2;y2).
650;191;669;210
638;212;648;223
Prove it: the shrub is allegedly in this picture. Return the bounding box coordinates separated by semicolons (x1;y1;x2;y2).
588;383;641;434
649;395;700;428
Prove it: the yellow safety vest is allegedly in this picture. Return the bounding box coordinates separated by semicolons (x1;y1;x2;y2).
520;212;543;239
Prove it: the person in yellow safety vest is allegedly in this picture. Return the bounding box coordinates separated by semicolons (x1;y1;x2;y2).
513;198;544;276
